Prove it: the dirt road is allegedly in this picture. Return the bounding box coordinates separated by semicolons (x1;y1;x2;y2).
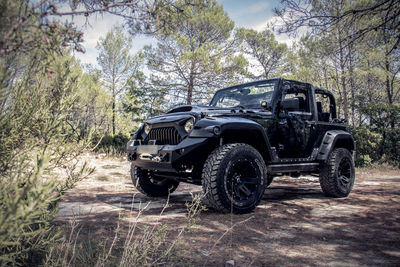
56;153;400;266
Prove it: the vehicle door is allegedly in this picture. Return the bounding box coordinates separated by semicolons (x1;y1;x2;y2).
275;84;317;158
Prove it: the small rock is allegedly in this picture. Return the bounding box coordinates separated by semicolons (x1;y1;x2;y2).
226;259;234;266
197;249;210;256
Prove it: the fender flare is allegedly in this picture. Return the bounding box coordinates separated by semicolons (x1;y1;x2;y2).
316;130;356;161
189;117;274;161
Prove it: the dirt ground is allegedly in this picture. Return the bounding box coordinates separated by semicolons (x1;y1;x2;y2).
56;153;400;266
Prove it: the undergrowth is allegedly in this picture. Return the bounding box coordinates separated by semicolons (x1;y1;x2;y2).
44;192;207;267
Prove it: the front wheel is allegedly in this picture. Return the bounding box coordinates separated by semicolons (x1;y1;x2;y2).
131;165;179;197
319;148;355;197
202;143;267;214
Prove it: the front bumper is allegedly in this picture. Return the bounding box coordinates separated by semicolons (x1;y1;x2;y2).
127;137;216;172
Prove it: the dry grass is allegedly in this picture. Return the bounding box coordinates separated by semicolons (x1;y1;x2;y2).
45;192;208;267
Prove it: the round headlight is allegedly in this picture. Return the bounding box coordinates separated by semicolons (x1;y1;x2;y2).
144;123;150;135
184;118;194;133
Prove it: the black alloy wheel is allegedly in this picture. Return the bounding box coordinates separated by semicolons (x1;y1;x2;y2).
202;143;267;214
338;157;352;190
319;148;355;197
226;158;261;205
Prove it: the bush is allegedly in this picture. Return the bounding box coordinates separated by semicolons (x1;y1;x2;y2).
93;133;130;157
0;48;93;265
352;126;381;167
352;125;400;168
383;127;400;167
0;152;92;265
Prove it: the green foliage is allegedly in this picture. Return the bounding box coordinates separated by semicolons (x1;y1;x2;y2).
94;133;130;157
384;127;400;167
0;151;92;265
0;47;95;265
352;103;400;167
143;0;248;105
0;0;84;56
73;71;113;139
237;28;287;79
123;74;169;120
96;25;141;135
352;126;381;166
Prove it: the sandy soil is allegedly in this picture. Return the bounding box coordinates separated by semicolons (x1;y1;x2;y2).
55;153;400;266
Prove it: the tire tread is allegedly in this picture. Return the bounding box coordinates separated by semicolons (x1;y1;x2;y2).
202;143;266;213
319;148;354;197
131;164;179;197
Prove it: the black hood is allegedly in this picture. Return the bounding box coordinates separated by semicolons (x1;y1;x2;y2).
146;105;272;124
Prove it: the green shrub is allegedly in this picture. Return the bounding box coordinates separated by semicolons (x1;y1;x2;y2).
0;152;92;265
93;133;130;157
383;127;400;167
352;125;400;168
352;126;381;167
0;47;93;265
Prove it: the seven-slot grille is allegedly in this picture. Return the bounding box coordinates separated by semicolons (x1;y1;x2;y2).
145;127;181;145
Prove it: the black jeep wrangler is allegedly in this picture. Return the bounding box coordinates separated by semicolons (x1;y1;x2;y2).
127;78;356;213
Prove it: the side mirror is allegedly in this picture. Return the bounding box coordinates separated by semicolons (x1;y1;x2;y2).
280;98;300;111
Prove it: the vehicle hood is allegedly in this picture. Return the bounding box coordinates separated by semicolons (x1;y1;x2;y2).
147;105;273;124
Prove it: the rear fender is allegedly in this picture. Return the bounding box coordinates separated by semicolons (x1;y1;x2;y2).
316;130;356;161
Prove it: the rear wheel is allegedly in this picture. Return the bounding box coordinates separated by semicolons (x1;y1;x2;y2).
131;164;179;197
319;148;355;197
202;143;267;214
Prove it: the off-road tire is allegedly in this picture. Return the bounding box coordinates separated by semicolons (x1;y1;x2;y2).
201;143;267;214
131;164;179;197
319;148;355;197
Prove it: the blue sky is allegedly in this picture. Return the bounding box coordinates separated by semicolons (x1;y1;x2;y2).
72;0;285;66
219;0;280;28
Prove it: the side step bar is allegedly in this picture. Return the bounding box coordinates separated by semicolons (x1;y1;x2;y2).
267;162;320;174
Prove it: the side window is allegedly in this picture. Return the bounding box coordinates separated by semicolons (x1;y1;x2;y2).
282;89;310;113
315;93;332;122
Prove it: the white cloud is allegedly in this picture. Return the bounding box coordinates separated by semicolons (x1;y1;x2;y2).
249;13;307;46
68;13;154;67
65;13;122;66
252;14;280;32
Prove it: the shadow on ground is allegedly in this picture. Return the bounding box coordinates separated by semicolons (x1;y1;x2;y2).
55;155;400;266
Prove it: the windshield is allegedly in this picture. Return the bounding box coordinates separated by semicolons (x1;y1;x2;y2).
209;80;277;108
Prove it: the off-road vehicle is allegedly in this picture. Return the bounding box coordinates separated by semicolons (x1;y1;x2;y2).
127;78;356;213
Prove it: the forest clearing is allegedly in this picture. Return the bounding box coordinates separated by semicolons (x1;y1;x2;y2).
55;153;400;266
1;0;399;265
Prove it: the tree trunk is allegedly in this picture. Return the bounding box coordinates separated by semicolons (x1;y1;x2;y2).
348;46;356;127
187;62;195;104
338;36;349;122
187;79;193;105
323;65;328;90
384;52;395;129
112;82;116;136
385;57;393;105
